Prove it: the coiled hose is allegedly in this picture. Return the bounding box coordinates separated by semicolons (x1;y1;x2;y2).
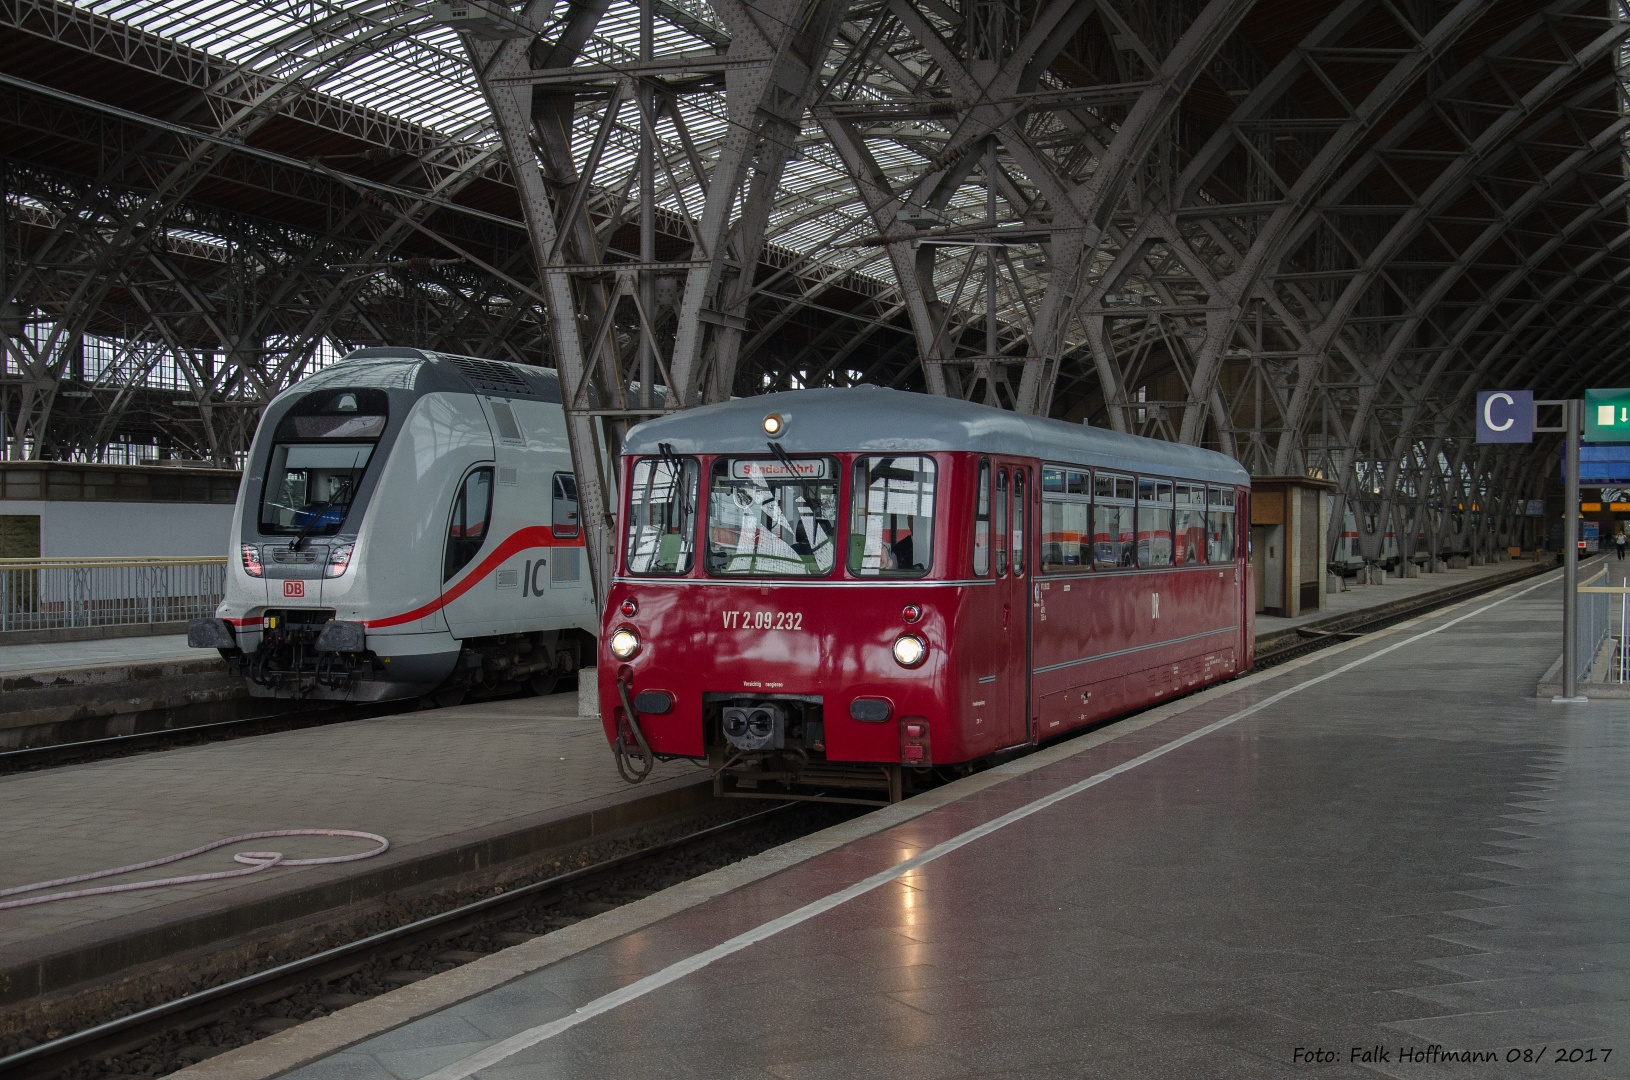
0;829;389;910
614;677;655;784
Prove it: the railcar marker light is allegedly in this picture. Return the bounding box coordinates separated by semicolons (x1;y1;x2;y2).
619;598;638;617
241;544;264;578
324;543;354;578
902;603;922;623
892;634;926;667
762;412;784;436
609;627;641;660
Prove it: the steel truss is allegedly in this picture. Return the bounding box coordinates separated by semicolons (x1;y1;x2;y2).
2;0;1627;590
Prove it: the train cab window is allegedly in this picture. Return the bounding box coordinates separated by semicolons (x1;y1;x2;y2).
552;473;579;538
1012;469;1026;577
1174;483;1207;565
1092;472;1135;569
1041;465;1089;571
706;456;838;577
973;459;991;576
1138;478;1175;568
259;387;388;537
1208;486;1237;563
994;470;1009;576
626;457;698;575
444;467;494;581
848;456;935;577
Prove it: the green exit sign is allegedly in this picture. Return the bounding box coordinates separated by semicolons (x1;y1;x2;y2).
1586;388;1630;441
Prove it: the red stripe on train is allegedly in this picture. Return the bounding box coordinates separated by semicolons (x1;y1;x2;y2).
363;526;585;629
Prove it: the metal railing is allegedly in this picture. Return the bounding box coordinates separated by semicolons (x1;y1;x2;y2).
0;557;228;633
1576;566;1620;685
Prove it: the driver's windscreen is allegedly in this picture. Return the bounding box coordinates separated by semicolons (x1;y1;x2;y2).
706;457;838;577
260;442;374;535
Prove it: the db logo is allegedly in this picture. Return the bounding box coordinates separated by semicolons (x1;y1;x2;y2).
282;580;305;598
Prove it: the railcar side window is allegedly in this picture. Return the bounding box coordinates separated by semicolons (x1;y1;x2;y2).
1092;472;1135;569
994;469;1009;576
1041;464;1089;571
552;473;580;538
626;457;699;575
1138;478;1175;568
848;456;935;577
1174;483;1206;565
1208;486;1237;563
444;467;494;581
706;457;838;577
1012;470;1026;577
973;459;991;576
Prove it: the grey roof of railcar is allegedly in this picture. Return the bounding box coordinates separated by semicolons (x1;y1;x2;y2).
623;387;1250;487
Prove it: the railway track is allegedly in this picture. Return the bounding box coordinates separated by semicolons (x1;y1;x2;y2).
0;700;410;775
1252;562;1553;669
0;801;853;1080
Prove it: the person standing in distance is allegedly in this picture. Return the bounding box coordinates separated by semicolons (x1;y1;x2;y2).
1616;531;1626;561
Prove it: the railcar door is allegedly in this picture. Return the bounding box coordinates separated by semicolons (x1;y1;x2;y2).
971;458;1030;750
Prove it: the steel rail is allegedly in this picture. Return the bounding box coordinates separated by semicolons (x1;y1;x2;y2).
0;701;405;774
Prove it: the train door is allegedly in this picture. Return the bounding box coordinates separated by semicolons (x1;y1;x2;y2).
1009;463;1033;742
984;459;1030;749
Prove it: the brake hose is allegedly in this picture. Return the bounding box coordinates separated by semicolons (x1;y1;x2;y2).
614;677;655;784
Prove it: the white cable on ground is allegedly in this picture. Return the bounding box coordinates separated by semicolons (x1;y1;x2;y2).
0;830;389;911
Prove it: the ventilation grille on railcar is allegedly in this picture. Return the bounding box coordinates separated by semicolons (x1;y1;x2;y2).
447;356;534;397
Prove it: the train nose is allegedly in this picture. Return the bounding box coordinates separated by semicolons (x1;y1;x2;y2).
722;704;783;751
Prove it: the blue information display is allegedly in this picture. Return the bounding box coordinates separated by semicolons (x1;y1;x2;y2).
1564;443;1630;483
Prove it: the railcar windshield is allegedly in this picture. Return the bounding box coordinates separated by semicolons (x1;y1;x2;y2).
625;457;699;575
258;388;388;537
706;457;838;577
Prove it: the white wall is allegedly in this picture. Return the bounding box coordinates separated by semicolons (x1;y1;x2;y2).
0;500;235;558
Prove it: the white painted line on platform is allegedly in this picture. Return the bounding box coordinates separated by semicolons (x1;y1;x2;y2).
419;570;1560;1080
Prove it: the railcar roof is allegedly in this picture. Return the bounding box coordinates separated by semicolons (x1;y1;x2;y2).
624;388;1250;488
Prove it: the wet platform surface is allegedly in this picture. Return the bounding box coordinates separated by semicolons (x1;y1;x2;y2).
240;567;1627;1080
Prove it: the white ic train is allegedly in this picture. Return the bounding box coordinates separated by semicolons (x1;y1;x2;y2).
188;348;596;703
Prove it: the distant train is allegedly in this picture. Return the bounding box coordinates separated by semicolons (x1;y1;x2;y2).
188;348;595;703
597;387;1251;803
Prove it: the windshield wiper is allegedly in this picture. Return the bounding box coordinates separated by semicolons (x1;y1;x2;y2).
290;455;362;551
767;441;823;515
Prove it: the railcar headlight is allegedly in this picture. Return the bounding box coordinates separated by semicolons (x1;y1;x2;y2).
762;412;785;436
609;627;641;660
324;543;355;578
892;634;927;668
241;544;264;578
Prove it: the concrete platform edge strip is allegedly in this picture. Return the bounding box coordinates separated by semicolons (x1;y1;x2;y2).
173;568;1564;1080
0;773;713;1011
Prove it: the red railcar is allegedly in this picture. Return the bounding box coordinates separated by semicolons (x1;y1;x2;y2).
599;387;1251;803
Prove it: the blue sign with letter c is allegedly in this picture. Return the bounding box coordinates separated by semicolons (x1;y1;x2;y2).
1476;390;1533;443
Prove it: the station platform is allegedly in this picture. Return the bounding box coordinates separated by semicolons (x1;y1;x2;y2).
178;564;1625;1080
0;690;705;1017
0;632;196;675
1255;556;1543;639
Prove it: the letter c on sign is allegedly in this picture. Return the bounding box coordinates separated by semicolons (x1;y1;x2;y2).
1483;391;1515;432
